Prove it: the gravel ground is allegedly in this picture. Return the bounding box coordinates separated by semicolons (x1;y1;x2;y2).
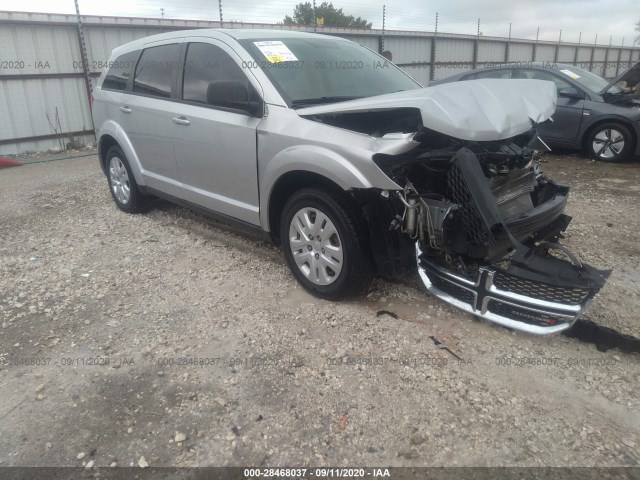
0;154;639;469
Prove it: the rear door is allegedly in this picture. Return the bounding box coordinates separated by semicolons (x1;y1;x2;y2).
171;40;263;225
516;68;585;145
97;49;141;133
124;40;184;195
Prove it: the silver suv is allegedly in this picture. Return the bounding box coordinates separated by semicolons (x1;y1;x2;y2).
92;29;610;334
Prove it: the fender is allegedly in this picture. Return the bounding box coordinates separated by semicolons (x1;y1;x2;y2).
259;144;401;231
96;119;146;186
578;112;640;146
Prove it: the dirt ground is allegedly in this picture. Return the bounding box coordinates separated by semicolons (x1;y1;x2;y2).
0;152;639;470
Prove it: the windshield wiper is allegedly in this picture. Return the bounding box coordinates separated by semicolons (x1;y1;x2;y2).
291;96;362;108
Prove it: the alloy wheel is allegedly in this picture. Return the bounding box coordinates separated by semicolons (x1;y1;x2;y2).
288;207;343;286
592;128;625;160
109;156;131;204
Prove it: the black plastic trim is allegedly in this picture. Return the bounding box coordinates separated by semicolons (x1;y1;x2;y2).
139;186;271;243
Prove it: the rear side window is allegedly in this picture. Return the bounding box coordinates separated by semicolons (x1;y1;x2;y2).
102;50;140;91
472;69;512;80
133;44;181;98
182;43;248;106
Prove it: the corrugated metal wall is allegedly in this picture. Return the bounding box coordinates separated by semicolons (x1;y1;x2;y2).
1;10;639;154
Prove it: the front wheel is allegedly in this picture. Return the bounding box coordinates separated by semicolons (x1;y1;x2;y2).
280;188;373;300
586;123;633;162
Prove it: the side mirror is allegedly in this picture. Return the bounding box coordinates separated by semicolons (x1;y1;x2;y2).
206;80;263;116
558;87;584;99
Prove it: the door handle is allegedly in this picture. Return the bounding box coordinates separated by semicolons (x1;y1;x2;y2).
172;116;191;126
119;106;132;113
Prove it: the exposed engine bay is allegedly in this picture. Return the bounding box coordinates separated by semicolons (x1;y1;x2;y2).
298;80;610;334
371;127;611;334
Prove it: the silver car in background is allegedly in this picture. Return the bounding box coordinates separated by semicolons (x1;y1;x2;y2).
92;29;610;335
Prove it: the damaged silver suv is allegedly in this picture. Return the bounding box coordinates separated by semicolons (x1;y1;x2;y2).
92;29;610;335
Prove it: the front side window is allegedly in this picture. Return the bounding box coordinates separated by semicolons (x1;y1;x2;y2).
516;69;573;91
103;50;140;91
555;65;614;93
182;43;249;106
133;44;181;98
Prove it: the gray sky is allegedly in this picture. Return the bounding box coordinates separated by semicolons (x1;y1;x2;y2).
6;0;639;45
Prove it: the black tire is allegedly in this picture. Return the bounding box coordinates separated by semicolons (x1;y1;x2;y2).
280;187;374;300
105;145;149;213
586;122;634;163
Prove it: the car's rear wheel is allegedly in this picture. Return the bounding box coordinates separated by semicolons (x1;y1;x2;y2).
280;188;373;300
106;145;148;213
586;123;633;162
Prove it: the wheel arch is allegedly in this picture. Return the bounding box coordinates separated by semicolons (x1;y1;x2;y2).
95;120;145;185
260;145;400;239
98;134;118;175
267;170;348;244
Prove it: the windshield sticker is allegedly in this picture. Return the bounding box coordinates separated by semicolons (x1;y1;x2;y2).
560;69;580;80
253;41;298;63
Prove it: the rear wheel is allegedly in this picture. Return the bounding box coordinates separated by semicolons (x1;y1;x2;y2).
280;188;373;300
586;123;633;162
106;145;148;213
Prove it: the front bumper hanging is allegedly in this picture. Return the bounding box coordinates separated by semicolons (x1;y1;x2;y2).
416;243;610;335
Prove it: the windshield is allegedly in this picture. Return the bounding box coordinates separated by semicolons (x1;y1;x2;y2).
556;65;620;94
237;37;421;107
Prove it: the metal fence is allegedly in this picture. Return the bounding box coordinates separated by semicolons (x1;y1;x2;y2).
1;9;639;155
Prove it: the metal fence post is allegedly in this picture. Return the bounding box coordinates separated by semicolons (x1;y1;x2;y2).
532;27;539;61
429;13;438;82
218;0;223;27
615;37;624;77
573;32;581;66
313;0;317;33
505;22;511;63
589;34;597;72
602;35;612;77
380;4;385;53
554;30;561;64
74;0;95;133
472;18;480;69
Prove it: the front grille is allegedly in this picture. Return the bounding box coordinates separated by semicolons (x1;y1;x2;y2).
447;163;492;246
426;254;479;282
416;243;603;335
492;271;590;305
428;272;475;306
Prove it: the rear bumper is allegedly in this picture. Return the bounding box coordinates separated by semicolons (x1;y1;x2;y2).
416;243;603;335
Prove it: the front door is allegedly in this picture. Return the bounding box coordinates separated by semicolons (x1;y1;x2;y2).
171;40;262;225
516;68;585;145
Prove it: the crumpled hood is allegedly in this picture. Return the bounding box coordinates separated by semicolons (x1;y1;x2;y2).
297;79;557;141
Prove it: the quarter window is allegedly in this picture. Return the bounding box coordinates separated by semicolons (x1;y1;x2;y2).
103;50;140;91
182;43;249;107
133;44;181;98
